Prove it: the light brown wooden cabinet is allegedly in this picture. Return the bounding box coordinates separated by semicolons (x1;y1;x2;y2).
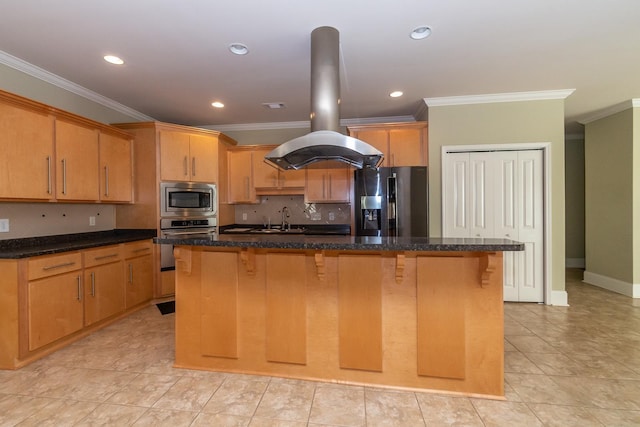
0;100;55;200
124;241;154;308
227;149;256;204
160;131;218;183
252;146;306;192
0;89;134;203
26;252;84;352
0;239;154;369
305;161;351;203
83;245;125;327
99;132;133;202
348;122;428;167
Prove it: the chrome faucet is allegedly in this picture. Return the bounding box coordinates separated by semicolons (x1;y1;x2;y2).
281;206;290;230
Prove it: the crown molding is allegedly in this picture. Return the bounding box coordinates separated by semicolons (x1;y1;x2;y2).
578;99;640;124
203;115;416;132
0;50;154;121
424;89;576;107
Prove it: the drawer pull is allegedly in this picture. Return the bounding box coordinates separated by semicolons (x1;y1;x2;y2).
77;275;82;301
90;271;96;297
132;247;150;253
94;253;119;261
128;264;133;284
42;261;76;271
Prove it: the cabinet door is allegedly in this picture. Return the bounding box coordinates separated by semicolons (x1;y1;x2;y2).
160;131;190;181
0;102;55;200
280;169;306;188
55;120;100;201
125;255;153;308
305;162;351;203
352;129;389;167
84;261;125;326
389;127;426;166
252;147;280;188
189;134;218;183
99;133;133;202
28;272;84;351
227;150;256;203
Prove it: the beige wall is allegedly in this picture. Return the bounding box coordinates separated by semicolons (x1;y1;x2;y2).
585;109;634;283
565;138;585;264
212;127;310;146
0;63;141;125
427;99;566;292
635;107;640;284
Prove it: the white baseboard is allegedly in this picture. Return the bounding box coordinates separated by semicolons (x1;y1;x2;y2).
566;258;585;268
550;290;569;306
583;271;640;298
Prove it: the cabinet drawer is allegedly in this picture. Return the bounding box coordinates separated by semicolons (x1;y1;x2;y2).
28;252;82;281
123;240;153;259
83;244;123;268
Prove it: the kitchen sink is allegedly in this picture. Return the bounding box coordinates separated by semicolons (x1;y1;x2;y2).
249;227;306;234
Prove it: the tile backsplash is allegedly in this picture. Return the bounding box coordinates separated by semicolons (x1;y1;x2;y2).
234;195;351;226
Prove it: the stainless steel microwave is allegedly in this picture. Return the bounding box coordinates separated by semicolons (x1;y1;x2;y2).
160;182;217;218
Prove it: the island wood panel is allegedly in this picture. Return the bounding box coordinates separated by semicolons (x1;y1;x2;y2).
338;253;383;372
265;252;307;365
198;250;238;358
416;255;468;379
173;247;505;397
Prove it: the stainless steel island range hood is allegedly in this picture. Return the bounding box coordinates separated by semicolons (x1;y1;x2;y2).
265;26;383;170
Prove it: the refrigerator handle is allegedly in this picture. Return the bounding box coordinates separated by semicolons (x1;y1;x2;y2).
387;173;397;236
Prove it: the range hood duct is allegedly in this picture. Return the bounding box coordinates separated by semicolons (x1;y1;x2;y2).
265;26;383;170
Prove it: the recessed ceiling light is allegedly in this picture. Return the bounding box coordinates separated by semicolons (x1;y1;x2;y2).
390;91;403;98
103;55;124;65
410;26;432;40
229;43;249;55
211;101;225;108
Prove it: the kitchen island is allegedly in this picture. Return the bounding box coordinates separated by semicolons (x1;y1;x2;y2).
157;234;523;398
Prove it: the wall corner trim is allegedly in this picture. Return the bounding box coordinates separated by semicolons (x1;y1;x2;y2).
550;290;569;306
423;89;575;107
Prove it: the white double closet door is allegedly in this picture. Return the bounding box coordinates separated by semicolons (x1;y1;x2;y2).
443;149;544;302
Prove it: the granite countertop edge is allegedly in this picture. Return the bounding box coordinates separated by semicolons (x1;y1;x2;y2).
0;229;157;259
155;235;524;252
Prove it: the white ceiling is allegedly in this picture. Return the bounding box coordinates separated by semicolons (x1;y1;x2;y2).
1;1;639;134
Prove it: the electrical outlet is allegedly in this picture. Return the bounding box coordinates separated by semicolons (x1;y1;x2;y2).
89;216;96;226
329;212;335;221
242;213;247;221
0;219;9;232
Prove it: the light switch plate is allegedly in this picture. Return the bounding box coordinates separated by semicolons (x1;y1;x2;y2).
0;219;9;232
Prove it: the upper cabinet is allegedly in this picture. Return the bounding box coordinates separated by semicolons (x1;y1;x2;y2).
99;132;133;203
55;120;100;201
0;99;55;200
0;89;134;203
227;148;256;204
305;161;351;203
252;146;305;192
347;122;428;167
160;131;218;183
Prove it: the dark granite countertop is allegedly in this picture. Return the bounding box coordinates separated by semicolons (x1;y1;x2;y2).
219;224;351;235
155;233;524;252
0;229;157;259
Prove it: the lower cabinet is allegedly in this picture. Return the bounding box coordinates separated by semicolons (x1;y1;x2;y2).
125;246;154;308
0;239;155;369
83;245;125;327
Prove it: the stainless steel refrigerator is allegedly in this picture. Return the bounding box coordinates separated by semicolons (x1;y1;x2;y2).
354;166;428;237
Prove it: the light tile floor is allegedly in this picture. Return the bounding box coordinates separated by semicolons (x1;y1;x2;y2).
2;269;640;426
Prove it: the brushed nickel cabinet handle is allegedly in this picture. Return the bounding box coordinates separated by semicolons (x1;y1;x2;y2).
104;166;109;197
192;157;196;176
77;275;82;301
90;271;95;297
128;264;133;284
133;247;150;253
183;156;188;176
94;253;118;261
42;261;76;271
46;156;52;194
61;158;67;195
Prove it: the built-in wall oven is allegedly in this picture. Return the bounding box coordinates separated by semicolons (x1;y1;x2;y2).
160;182;217;270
